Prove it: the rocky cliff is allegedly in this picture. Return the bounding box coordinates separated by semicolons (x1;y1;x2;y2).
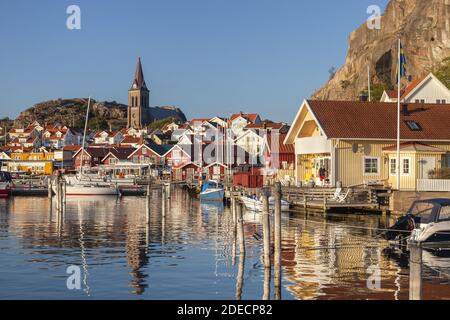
15;98;187;130
312;0;450;100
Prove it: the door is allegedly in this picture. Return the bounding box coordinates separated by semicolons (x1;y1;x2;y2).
419;157;436;179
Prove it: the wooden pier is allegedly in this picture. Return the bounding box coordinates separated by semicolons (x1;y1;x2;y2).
225;185;390;214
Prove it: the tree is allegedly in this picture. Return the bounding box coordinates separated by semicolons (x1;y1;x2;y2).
434;57;450;89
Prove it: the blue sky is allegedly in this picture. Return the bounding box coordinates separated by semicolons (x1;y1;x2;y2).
0;0;388;122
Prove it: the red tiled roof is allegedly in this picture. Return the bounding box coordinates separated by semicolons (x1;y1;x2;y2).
121;136;140;144
382;142;447;153
386;76;427;99
63;145;82;152
307;100;450;140
104;147;136;161
245;122;285;130
230;113;260;124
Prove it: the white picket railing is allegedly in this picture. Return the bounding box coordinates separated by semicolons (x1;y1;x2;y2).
417;179;450;192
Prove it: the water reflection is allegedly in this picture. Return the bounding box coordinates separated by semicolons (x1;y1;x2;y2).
0;190;449;300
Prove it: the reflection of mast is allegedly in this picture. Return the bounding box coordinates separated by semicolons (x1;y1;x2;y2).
78;209;90;296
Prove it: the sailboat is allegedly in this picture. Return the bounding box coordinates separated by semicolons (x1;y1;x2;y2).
53;97;119;196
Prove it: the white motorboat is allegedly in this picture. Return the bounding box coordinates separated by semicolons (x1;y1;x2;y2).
385;199;450;247
240;195;291;212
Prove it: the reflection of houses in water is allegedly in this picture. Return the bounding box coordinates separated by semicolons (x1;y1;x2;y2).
281;218;408;300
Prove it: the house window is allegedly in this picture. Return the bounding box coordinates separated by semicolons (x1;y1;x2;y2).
415;99;425;103
390;158;396;175
364;157;379;175
436;99;446;104
402;158;411;175
405;121;422;131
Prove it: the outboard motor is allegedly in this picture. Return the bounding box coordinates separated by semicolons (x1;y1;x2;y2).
384;214;417;241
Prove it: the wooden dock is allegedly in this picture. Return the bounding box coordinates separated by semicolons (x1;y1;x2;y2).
225;185;390;214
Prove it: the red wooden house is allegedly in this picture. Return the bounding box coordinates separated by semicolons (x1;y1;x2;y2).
73;147;111;170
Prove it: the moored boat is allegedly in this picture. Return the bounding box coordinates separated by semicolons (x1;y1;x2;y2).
0;172;12;198
199;180;224;202
52;175;120;196
241;195;291;212
385;199;450;247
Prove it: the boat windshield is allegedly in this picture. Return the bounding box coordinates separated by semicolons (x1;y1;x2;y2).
410;202;435;224
439;206;450;222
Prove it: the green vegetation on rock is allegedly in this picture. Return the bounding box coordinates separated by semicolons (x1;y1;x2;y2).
435;57;450;89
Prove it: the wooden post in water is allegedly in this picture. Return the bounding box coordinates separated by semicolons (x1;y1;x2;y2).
48;177;52;199
237;202;245;255
62;180;67;213
165;183;171;199
55;176;61;213
161;185;166;218
409;243;423;301
273;182;282;300
146;184;151;225
236;201;245;300
261;191;271;269
263;263;271;300
261;190;271;300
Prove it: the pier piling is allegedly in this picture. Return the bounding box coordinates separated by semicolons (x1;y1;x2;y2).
409;243;423;301
47;177;52;199
237;202;245;255
261;191;271;269
235;202;245;300
273;182;282;300
146;184;151;225
161;185;166;218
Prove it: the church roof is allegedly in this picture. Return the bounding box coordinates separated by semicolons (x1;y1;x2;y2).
130;57;148;91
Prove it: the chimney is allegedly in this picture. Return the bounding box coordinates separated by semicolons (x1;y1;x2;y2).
359;94;368;102
402;104;409;116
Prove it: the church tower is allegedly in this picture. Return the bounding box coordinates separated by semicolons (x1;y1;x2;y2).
127;57;150;128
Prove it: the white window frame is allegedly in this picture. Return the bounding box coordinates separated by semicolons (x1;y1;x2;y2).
363;156;380;176
390;158;397;175
402;157;412;176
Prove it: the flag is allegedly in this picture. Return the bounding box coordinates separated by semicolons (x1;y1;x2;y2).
396;43;407;83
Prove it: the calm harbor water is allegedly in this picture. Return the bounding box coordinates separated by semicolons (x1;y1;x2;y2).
0;189;449;300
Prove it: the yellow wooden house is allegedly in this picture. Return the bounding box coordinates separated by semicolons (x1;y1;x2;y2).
284;100;450;190
8;150;55;175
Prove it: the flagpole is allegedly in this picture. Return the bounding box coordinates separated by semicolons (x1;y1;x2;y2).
396;39;401;190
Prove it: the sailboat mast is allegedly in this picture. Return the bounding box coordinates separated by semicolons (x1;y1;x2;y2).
80;97;91;175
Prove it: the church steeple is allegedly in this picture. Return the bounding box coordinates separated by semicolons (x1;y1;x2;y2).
127;57;151;129
130;57;148;90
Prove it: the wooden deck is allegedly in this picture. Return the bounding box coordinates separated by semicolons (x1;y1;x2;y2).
226;185;390;213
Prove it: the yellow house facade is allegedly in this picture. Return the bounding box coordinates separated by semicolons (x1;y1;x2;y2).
8;151;55;175
284;100;450;191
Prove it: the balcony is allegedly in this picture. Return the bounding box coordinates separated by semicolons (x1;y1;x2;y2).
295;136;331;155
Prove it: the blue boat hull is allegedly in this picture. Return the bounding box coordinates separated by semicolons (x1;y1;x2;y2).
200;189;224;202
